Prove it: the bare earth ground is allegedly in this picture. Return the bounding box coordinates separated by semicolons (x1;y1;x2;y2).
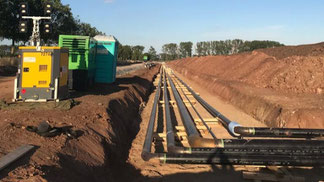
0;66;159;181
116;63;145;77
167;43;324;128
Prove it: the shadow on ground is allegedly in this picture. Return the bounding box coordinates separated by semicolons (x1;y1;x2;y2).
69;76;151;99
0;146;39;180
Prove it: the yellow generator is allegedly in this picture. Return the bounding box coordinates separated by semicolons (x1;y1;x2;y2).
13;47;69;102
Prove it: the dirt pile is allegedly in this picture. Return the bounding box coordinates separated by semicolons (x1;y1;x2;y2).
259;42;324;59
168;43;324;128
0;66;159;181
169;50;324;95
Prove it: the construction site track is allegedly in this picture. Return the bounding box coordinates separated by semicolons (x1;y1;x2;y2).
142;65;324;166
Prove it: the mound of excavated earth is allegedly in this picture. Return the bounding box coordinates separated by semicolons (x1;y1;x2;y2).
168;43;324;128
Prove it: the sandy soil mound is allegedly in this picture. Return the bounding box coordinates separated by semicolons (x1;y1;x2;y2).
0;66;159;182
168;43;324;128
259;42;324;59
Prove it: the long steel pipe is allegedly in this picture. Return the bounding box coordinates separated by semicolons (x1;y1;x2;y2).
165;137;324;154
234;127;324;138
166;72;219;148
171;72;217;140
159;153;324;166
142;69;162;161
172;72;324;138
163;69;186;153
188;147;324;156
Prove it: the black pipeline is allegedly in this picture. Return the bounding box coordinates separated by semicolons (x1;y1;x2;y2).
159;153;324;166
142;70;162;161
188;147;324;156
234;127;324;138
166;72;218;148
163;69;179;153
173;72;324;139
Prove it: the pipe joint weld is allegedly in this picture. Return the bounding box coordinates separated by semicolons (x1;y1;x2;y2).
228;121;241;137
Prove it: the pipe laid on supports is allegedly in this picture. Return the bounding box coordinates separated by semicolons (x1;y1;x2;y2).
163;68;175;151
171;71;217;140
142;69;162;161
171;72;235;134
141;68;324;166
166;72;219;148
163;68;187;153
159;153;324;166
172;72;324;139
188;146;324;156
217;138;324;149
172;138;324;154
234;127;324;138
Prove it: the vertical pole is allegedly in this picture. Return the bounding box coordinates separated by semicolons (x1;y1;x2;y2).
13;78;18;101
54;78;58;101
31;19;36;46
35;19;40;48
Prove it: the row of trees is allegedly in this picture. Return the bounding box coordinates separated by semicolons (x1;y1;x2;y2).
195;39;284;56
161;42;193;61
0;0;103;53
159;39;283;61
117;44;159;61
117;39;283;61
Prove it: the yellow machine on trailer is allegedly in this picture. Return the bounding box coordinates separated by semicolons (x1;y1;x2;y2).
14;47;69;102
14;3;69;102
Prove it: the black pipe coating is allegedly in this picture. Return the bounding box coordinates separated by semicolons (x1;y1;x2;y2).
234;127;324;138
166;73;200;137
142;70;162;160
160;153;324;166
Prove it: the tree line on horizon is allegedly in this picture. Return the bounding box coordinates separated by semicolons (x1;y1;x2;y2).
0;1;284;60
117;39;284;62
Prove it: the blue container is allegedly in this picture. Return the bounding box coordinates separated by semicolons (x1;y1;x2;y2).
94;35;118;83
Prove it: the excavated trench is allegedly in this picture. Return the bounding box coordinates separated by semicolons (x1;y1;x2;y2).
0;66;159;182
51;67;160;182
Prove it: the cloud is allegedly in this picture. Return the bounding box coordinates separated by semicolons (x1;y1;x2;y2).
104;0;114;3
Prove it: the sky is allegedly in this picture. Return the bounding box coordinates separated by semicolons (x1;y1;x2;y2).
3;0;324;52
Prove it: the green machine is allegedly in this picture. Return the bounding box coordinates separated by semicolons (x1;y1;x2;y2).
143;55;149;61
58;35;96;90
94;35;118;83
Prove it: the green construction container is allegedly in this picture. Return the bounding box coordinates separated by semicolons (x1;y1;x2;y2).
58;35;97;90
94;35;118;83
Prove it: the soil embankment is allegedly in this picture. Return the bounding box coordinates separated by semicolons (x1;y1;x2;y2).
0;66;159;181
168;42;324;128
116;63;145;77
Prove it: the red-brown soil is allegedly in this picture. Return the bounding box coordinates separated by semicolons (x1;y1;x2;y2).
168;43;324;128
0;66;159;181
1;63;324;181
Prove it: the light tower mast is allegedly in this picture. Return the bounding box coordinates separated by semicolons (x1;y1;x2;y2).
19;2;53;49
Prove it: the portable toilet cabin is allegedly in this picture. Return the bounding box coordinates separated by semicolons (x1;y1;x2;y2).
58;35;97;90
94;35;118;83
